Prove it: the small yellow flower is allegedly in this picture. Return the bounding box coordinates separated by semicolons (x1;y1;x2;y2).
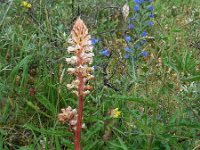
111;108;121;118
21;1;32;9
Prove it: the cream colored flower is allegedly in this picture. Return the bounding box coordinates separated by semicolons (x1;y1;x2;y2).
67;68;76;74
65;56;78;65
122;3;129;20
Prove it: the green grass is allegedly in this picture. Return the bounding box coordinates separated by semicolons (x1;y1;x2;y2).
0;0;200;149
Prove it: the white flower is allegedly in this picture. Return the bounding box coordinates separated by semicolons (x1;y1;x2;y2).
66;56;78;65
122;3;129;20
84;45;93;53
81;35;91;46
68;38;74;44
82;53;94;58
67;68;76;74
85;74;95;80
67;45;81;53
83;90;90;96
67;84;74;90
72;90;79;96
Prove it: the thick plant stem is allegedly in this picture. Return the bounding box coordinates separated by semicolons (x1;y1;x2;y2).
74;51;84;150
74;95;83;150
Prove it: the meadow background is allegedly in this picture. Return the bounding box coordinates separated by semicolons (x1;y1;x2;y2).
0;0;200;149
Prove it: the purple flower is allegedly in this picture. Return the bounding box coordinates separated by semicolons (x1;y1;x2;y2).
128;24;134;29
124;54;130;59
134;0;144;4
125;36;131;42
149;0;153;2
93;66;97;70
148;21;153;26
125;46;132;52
140;51;148;57
141;31;147;37
148;6;154;11
101;49;110;56
130;17;136;21
91;38;100;45
148;13;154;18
135;44;140;49
132;57;138;61
134;0;140;4
134;5;140;11
140;40;147;45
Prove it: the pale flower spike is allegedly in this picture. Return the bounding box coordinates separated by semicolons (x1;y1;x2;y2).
58;17;94;150
122;3;129;20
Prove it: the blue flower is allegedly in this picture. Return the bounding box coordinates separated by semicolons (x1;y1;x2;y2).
91;38;100;45
101;49;110;56
134;0;144;4
93;66;97;70
140;51;148;57
132;56;138;61
148;21;153;26
140;40;147;45
124;54;130;59
148;13;154;18
130;17;136;21
125;36;131;42
135;44;141;49
133;5;140;11
134;0;140;4
125;46;132;52
128;24;134;29
149;0;153;2
141;31;147;37
148;6;154;11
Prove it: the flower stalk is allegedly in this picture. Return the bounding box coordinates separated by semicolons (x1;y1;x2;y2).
58;17;94;150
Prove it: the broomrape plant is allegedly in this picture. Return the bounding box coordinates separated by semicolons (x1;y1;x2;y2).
58;17;94;150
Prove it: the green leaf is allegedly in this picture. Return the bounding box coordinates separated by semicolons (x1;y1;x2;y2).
24;124;72;137
108;95;156;107
182;75;200;82
36;94;57;115
117;137;128;150
84;121;104;141
26;101;52;118
84;140;99;150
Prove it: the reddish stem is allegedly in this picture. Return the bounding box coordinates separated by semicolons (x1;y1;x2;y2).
74;93;83;150
74;49;84;150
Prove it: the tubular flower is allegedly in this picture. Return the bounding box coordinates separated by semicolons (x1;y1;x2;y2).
58;106;85;131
